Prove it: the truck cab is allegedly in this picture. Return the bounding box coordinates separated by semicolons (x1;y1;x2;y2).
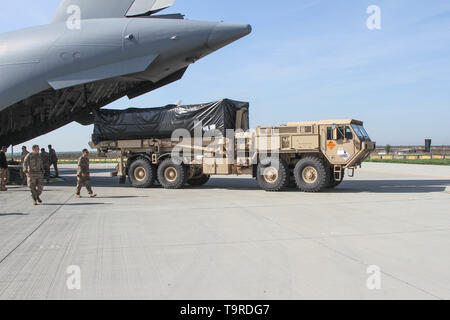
255;119;376;191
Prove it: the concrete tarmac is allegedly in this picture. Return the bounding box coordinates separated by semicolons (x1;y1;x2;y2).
0;163;449;300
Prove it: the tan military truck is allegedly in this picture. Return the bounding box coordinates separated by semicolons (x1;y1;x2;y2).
92;119;375;192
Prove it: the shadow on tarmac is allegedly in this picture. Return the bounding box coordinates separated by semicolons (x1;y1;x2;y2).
34;173;450;194
42;203;109;206
94;196;146;199
335;180;450;193
92;177;450;193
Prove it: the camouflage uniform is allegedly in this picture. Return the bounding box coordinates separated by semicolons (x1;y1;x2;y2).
49;148;59;177
41;151;51;181
0;169;9;191
0;169;8;191
76;155;94;196
21;151;29;163
23;153;44;202
20;150;29;185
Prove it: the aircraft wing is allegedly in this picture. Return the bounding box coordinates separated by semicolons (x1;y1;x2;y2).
51;0;175;23
48;54;159;90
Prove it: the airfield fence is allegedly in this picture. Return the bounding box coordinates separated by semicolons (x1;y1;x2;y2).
369;154;449;160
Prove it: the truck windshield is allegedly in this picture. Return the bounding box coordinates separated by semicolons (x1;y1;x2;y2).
351;124;370;140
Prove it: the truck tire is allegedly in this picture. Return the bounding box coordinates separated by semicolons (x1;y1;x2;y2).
128;158;156;188
256;158;289;192
157;158;188;189
294;157;329;192
327;168;344;189
187;174;210;186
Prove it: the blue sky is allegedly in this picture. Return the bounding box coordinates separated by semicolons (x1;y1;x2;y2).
1;0;449;151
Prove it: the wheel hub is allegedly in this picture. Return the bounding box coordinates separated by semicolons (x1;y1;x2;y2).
302;166;318;184
263;167;279;183
134;166;147;182
164;167;178;182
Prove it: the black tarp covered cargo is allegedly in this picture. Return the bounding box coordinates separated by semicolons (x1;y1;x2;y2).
92;99;249;144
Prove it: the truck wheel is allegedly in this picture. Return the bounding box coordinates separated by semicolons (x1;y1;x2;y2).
128;158;156;188
256;159;289;192
157;158;188;189
327;168;344;189
187;174;210;186
294;157;329;192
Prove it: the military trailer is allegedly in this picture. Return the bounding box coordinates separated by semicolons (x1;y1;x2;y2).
91;101;375;192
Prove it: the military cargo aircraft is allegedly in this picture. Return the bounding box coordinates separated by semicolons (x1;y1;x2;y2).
0;0;252;146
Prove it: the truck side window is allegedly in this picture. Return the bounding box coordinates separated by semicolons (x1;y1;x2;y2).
327;127;332;140
345;126;353;139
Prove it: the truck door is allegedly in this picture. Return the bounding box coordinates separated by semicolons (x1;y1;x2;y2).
321;125;355;165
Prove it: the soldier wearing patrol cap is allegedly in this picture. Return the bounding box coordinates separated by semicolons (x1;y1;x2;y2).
48;145;59;177
23;145;44;205
76;149;97;198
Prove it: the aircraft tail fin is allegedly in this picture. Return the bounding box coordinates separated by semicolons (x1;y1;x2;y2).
51;0;175;23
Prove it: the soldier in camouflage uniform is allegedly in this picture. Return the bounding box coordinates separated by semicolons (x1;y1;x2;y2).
0;146;8;191
40;148;51;183
23;145;44;205
20;146;29;185
76;149;97;198
48;145;59;177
